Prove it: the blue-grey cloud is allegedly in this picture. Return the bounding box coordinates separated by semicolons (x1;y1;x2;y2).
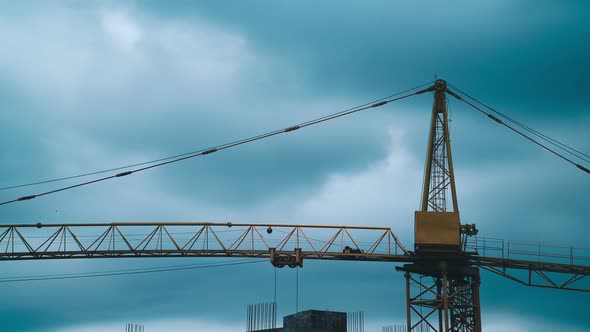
0;1;588;332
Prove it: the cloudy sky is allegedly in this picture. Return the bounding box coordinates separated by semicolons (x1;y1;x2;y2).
0;1;588;331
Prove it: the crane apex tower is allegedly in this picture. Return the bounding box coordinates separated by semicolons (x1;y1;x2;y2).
415;79;461;252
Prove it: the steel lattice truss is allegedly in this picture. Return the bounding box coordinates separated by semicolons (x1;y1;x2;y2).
403;269;481;332
426;111;450;212
474;256;590;292
421;80;459;214
0;222;588;291
0;222;409;263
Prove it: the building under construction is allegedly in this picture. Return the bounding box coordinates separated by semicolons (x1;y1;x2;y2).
248;309;348;332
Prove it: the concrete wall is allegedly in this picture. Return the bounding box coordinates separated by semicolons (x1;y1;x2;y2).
283;310;347;332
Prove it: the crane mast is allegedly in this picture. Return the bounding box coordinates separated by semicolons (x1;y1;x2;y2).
421;80;458;213
414;80;463;254
400;80;482;332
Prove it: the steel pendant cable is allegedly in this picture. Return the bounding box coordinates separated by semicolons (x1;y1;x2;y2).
0;259;267;283
0;81;434;193
445;86;590;175
0;82;434;206
448;83;590;165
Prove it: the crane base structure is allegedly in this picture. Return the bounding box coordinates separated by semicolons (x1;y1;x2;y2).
398;260;482;332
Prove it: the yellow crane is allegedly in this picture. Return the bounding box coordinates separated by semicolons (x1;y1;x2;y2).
0;80;587;332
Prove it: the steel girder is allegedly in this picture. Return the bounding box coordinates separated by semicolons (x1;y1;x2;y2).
0;222;409;263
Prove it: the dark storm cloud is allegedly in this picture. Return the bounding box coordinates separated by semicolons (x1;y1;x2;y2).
145;0;590;110
0;80;56;183
0;2;402;209
0;1;588;332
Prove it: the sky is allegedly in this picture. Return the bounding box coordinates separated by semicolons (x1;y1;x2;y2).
0;1;589;331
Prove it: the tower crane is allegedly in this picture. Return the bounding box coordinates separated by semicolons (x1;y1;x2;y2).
0;80;588;332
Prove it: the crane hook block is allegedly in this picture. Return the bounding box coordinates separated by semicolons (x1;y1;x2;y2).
269;248;303;268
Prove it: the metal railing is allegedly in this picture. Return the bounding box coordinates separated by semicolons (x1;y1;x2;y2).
464;236;590;265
